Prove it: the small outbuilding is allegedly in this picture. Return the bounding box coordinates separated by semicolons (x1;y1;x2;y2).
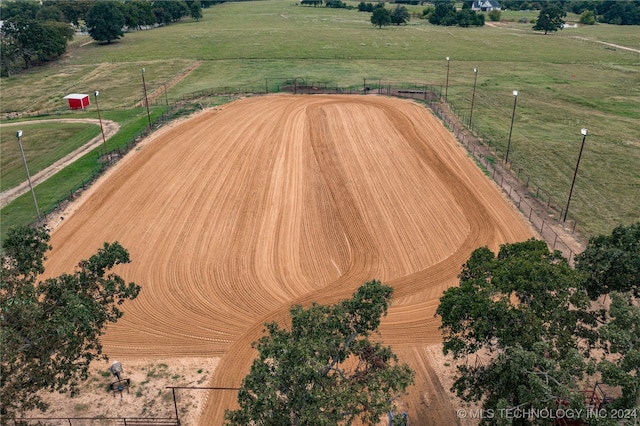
63;93;90;110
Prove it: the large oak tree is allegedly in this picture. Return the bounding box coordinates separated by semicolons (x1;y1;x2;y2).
0;226;140;420
437;240;597;425
532;3;566;34
86;1;125;44
225;280;414;426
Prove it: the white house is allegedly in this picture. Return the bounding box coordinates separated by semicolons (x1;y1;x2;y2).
471;0;501;12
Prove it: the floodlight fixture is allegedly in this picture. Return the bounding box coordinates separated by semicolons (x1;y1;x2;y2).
563;128;589;222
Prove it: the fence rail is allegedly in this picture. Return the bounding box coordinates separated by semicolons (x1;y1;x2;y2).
15;417;179;426
10;78;582;266
30;105;180;230
427;100;581;262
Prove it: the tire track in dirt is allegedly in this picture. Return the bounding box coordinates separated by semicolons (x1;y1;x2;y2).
42;95;533;425
197;96;530;424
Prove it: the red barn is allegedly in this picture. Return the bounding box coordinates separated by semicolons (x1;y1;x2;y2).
63;94;90;110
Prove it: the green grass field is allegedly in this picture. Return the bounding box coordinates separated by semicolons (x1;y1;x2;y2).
1;122;100;192
0;108;167;241
1;0;638;238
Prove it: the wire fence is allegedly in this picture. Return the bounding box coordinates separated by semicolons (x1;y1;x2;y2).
557;33;640;58
14;417;179;426
9;77;590;426
31;105;181;229
428;100;581;263
13;77;582;265
134;78;584;262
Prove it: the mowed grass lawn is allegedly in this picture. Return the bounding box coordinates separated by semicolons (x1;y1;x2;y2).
1;122;100;192
0;108;166;241
1;0;638;237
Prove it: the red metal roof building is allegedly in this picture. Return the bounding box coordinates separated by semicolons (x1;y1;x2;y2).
63;93;90;110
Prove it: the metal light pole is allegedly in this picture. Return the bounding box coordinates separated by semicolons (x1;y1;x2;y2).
505;90;518;164
469;68;478;127
141;68;151;130
563;128;588;222
94;91;108;159
16;130;41;220
445;57;450;103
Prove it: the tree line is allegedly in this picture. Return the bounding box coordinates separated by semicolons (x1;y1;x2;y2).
503;0;640;25
0;0;213;76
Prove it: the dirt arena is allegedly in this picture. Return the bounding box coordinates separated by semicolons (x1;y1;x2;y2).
44;94;534;425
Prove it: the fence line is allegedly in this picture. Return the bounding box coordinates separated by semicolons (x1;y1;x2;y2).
32;105;180;229
428;101;579;262
10;78;581;265
15;417;178;426
139;80;584;263
9;79;588;426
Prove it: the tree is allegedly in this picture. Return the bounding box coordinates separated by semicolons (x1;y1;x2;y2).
122;0;157;30
300;0;323;6
390;5;410;25
0;226;141;420
532;3;566;34
86;1;125;44
0;0;41;21
325;0;348;9
428;0;456;25
44;0;94;26
599;1;640;25
0;36;19;77
42;21;75;56
575;222;640;299
575;222;640;411
1;17;73;69
436;240;597;424
597;291;640;410
187;0;203;21
225;280;415;426
371;5;392;28
36;5;66;22
578;9;596;25
151;0;189;23
456;9;484;27
358;1;374;12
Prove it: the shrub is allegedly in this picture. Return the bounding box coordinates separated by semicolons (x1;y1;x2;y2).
579;10;596;25
488;10;501;21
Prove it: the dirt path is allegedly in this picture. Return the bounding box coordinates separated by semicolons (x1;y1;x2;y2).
570;36;640;54
42;95;534;425
137;61;201;107
0;118;119;208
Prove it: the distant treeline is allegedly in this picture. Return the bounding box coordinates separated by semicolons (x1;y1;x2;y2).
500;0;639;24
300;0;640;25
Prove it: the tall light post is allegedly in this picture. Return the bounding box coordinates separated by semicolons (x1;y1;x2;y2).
505;90;518;164
444;57;450;103
94;91;108;159
563;128;588;222
141;68;151;130
16;130;41;220
469;68;478;127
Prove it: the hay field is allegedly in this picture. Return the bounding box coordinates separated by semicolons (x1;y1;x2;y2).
44;94;533;424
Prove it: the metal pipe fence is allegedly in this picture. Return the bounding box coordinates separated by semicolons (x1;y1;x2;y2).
15;78;581;266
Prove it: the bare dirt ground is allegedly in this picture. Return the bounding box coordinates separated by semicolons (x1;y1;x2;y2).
42;94;534;425
28;358;218;424
0;119;119;208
